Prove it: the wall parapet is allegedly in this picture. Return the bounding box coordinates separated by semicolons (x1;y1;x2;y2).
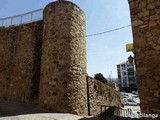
0;8;43;27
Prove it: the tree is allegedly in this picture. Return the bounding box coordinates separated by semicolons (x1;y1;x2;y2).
94;73;107;83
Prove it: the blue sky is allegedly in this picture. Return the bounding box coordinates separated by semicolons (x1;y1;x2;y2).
0;0;133;78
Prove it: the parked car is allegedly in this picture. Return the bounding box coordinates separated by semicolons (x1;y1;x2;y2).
121;92;129;98
132;95;140;105
132;91;138;95
120;92;126;95
122;95;128;98
124;99;138;106
122;93;129;98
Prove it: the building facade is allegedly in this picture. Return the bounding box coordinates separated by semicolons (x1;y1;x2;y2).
117;61;137;92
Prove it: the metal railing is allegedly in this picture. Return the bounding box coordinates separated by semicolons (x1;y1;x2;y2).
100;105;139;120
0;8;43;27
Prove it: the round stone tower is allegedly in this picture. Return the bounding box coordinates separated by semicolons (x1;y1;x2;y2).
39;1;87;115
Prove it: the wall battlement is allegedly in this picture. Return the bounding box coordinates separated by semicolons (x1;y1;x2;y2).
0;1;121;116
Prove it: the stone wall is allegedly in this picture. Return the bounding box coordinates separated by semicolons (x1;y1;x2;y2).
0;20;43;103
0;1;87;116
0;1;122;116
129;0;160;117
87;76;121;116
39;1;87;115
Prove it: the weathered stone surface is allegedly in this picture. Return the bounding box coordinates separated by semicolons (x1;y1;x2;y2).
39;1;87;116
130;1;136;9
153;46;160;50
0;1;88;116
150;15;160;20
138;11;149;18
147;0;154;3
147;3;155;9
149;21;157;27
87;77;121;116
146;31;152;37
129;0;160;116
140;1;147;8
0;21;43;103
132;19;143;27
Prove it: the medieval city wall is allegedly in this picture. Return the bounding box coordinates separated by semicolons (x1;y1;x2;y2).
0;20;43;103
87;76;121;116
0;1;122;116
39;1;87;115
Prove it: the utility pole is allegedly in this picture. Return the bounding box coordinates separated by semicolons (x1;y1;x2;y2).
109;74;111;83
110;71;112;83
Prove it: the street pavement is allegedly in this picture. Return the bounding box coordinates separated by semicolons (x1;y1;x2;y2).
124;106;141;115
0;113;100;120
0;96;140;120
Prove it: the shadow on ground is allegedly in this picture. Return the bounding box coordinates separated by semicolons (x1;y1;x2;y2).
0;100;101;120
78;117;100;120
0;100;142;120
79;116;141;120
0;100;51;117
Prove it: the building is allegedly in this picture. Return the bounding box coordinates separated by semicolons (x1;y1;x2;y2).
117;61;137;92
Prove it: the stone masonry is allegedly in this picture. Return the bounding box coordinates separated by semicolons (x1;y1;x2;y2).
39;1;87;115
87;76;121;116
0;20;43;103
129;0;160;118
0;1;122;116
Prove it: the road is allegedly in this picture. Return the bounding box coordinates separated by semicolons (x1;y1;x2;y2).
121;92;141;118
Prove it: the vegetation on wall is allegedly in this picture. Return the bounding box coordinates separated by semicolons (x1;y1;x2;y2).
94;73;107;83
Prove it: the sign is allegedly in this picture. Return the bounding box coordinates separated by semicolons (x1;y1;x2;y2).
126;43;134;52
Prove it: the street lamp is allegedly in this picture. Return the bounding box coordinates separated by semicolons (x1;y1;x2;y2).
128;55;134;64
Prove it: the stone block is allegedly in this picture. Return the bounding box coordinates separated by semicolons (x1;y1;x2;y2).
136;52;146;59
132;19;144;27
130;1;136;9
145;50;158;56
138;11;149;18
139;1;147;8
150;15;160;20
147;3;155;9
155;0;160;7
153;46;160;50
147;0;155;3
153;91;159;98
136;67;149;75
147;36;155;41
149;41;156;47
146;31;152;37
149;21;158;27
